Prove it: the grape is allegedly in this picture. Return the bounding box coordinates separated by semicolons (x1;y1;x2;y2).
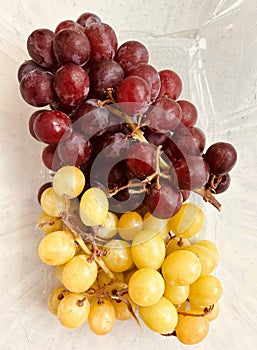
62;254;98;293
102;240;134;272
53;166;85;199
188;275;223;307
55;20;84;33
185;245;217;276
196;240;219;262
115;41;149;74
171;126;206;157
213;173;231;194
80;188;109;226
169;202;204;238
131;229;165;269
174;156;210;190
38;230;76;265
53;29;91;66
144;182;183;219
143;127;169;147
28;110;46;140
166;237;191;256
48;287;65;315
40;187;68;217
158;69;182;100
175;311;209;345
37;182;52;204
126;142;156;179
116;76;151;115
54;63;90;106
42;144;63;171
97;270;124;287
89;60;124;99
77;12;102;29
204;142;237;175
17;59;46;82
27;29;57;68
56;264;65;284
88;299;116;335
143;212;170;239
164;283;190;305
161;250;201;286
139;296;178;334
57;293;90;328
19;70;55;107
37;211;63;234
177;100;198;127
85;23;118;63
127;63;161;100
118;211;143;241
97;211;119;239
111;293;136;321
146;97;182;133
128;268;165;306
34;110;72;144
57;131;92;166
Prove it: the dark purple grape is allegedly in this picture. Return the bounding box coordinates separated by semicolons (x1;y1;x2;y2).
146;97;182;133
19;70;55;107
108;159;128;189
215;173;231;194
77;12;102;29
162;138;181;164
144;181;183;219
158;69;182;100
127;63;161;101
27;29;57;68
54;63;90;106
177;100;198;127
57;131;92;166
17;60;46;82
115;41;149;74
204;142;237;175
143;127;169;146
50;96;77;116
37;182;52;204
34;110;72;144
28;110;47;140
85;23;118;63
174;156;210;190
116;76;151;115
171;126;206;157
42;143;62;171
53;29;91;66
89;60;124;99
55;20;84;33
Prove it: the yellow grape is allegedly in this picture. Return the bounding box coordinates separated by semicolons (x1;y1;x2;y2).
97;211;119;239
185;245;217;276
143;212;170;239
97;270;124;287
166;236;191;256
196;240;219;262
128;268;165;306
41;187;68;217
139;296;178;334
164;283;190;305
88;299;116;335
57;293;90;329
162;250;201;286
169;203;204;238
191;303;220;322
102;239;134;272
124;267;138;284
48;287;66;315
118;211;143;241
53;166;85;199
175;310;209;345
37;211;63;234
62;254;98;293
38;230;76;265
177;301;188;312
131;229;165;269
111;293;136;320
80;188;109;226
55;264;66;284
189;275;223;307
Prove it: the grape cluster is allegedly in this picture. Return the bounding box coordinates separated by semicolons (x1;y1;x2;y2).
18;12;238;345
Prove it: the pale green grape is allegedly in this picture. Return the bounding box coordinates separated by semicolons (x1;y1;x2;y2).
97;211;119;239
38;230;76;265
185;244;217;276
53;166;85;199
57;293;90;328
80;188;109;226
139;296;178;333
118;211;143;241
88;299;116;335
161;250;201;286
189;275;223;307
131;229;165;269
143;212;170;239
166;236;191;256
128;268;165;306
164;283;190;305
111;293;136;321
62;254;98;293
48;287;66;315
41;187;68;217
37;211;63;234
102;239;134;272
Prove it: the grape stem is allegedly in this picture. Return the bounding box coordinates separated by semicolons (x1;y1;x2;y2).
193;188;222;211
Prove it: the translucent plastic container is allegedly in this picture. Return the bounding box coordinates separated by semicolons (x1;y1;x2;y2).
0;1;256;349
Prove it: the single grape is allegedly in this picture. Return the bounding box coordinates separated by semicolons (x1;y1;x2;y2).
88;299;116;335
42;143;63;171
17;59;46;82
177;100;198;127
166;236;191;256
97;211;119;239
20;70;55;107
118;211;143;241
188;275;223;307
116;76;151;115
139;296;178;333
196;240;219;262
77;12;102;29
54;63;90;106
37;182;52;204
37;211;63;234
40;187;68;217
48;287;66;315
171;126;206;157
204;142;237;175
111;293;136;321
185;245;217;276
38;230;76;265
213;173;231;194
158;69;182;100
55;20;84;33
28;109;46;141
143;127;169;147
126;142;156;179
143;212;170;239
161;250;201;286
97;270;124;287
53;166;85;199
56;264;65;284
164;283;190;305
102;239;134;272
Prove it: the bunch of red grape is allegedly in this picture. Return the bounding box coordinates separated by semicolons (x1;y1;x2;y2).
18;12;237;345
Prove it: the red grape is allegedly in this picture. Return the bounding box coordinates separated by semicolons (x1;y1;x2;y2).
28;110;46;140
17;59;46;82
177;100;198;127
55;20;84;33
77;12;102;29
215;173;231;194
143;127;169;146
42;143;62;171
171;126;206;157
158;69;182;100
204;142;237;175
